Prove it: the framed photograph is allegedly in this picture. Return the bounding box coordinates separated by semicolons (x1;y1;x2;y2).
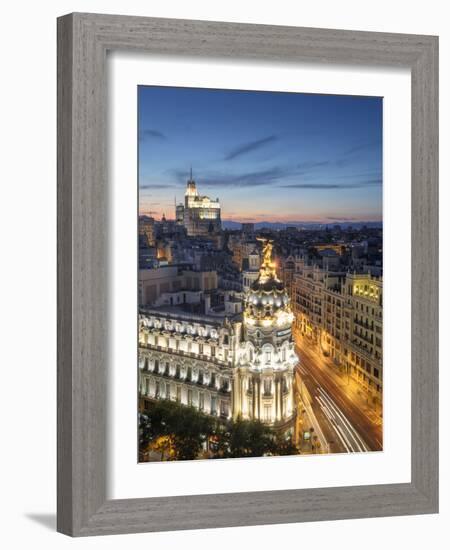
57;13;438;536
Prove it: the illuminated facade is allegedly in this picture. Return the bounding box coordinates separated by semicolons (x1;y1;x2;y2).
292;258;383;406
176;172;221;236
138;216;155;247
242;247;260;292
237;239;297;430
138;240;297;434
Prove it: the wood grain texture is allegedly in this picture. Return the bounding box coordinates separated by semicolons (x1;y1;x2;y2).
57;12;439;537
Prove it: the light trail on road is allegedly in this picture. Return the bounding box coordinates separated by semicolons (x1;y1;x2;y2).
316;388;370;453
295;337;383;453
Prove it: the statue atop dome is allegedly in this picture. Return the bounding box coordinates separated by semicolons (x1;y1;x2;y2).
256;238;279;284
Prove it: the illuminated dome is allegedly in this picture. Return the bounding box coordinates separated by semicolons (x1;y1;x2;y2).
244;239;294;329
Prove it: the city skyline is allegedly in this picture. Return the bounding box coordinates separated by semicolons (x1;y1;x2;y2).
138;86;382;223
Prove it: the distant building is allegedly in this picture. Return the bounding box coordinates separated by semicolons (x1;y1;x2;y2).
241;222;255;235
228;234;258;270
278;255;296;298
242;247;261;293
139;216;155;247
176;171;221;236
139;265;218;307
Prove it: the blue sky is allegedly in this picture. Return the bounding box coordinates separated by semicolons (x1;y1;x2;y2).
138;86;382;223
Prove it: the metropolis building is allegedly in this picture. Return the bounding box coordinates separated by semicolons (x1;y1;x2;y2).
175;172;221;237
138;240;298;436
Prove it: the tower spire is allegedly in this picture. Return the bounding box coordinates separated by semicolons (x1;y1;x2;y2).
190;165;193;181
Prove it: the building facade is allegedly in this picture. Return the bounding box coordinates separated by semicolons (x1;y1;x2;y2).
176;173;221;236
292;258;383;406
242;247;260;293
138;216;156;247
138;240;298;435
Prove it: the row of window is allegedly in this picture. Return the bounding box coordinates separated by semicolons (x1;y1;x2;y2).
141;358;231;391
141;318;220;339
144;334;224;359
246;377;289;396
142;378;230;416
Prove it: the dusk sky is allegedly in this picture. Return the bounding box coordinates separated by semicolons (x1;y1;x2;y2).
138;86;382;224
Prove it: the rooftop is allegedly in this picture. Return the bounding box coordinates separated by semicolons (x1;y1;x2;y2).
140;303;242;325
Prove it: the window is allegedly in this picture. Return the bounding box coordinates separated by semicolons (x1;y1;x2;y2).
265;350;272;363
165;383;170;399
176;386;181;402
211;396;217;414
187;389;193;406
199;343;203;355
263;378;272;395
211;345;215;357
220;401;229;417
264;406;271;422
199;392;204;411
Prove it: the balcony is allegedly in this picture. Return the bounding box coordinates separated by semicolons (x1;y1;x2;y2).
141;343;227;367
353;318;374;330
353;329;374;345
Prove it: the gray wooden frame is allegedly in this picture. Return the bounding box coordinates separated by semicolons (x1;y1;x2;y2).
57;12;439;537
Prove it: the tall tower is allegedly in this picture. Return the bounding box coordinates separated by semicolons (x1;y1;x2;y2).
233;239;298;435
182;169;221;236
185;168;198;208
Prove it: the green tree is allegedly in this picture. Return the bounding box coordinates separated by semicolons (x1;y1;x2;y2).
271;434;299;456
227;419;275;458
140;400;216;461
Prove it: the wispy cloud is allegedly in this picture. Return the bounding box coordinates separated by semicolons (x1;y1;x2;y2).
325;216;359;221
343;139;381;155
139;129;167;142
224;135;277;161
204;167;284;187
140;210;159;215
170;166;287;188
297;160;331;171
139;183;176;190
163;163;382;191
281;178;381;190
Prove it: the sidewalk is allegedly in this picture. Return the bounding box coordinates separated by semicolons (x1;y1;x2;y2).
296;334;383;425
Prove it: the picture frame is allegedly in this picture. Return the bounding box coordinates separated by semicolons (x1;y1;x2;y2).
57;12;438;536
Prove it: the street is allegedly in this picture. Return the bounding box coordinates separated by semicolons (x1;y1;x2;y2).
295;335;383;454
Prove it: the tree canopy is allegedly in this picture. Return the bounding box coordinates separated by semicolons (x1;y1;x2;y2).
139;400;299;461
